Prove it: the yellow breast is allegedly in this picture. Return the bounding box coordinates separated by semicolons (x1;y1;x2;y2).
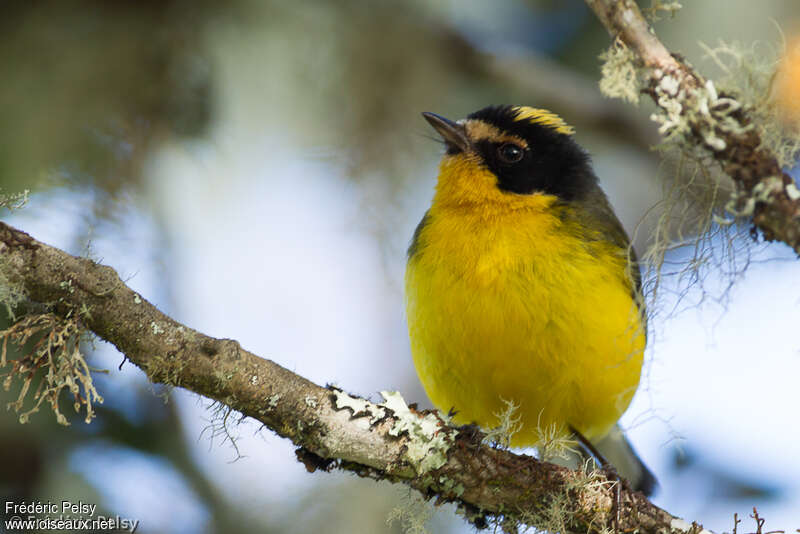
405;158;645;446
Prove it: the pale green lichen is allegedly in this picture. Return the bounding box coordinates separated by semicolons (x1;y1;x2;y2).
701;39;800;168
333;389;387;423
268;393;281;409
386;493;434;534
380;390;457;475
480;399;576;462
513;460;615;534
0;190;32;316
752;176;786;201
535;420;578;463
0;313;103;425
333;389;457;475
723;175;786;219
438;475;464;498
671;517;714;534
0;189;29;211
304;395;318;408
59;279;75;294
599;41;641;105
0;269;27;321
481;398;522;449
649;77;750;152
643;0;682;22
150;321;164;335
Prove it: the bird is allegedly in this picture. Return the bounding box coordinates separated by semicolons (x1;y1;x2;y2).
405;105;655;494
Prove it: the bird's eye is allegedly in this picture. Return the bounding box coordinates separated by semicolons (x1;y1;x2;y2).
498;143;524;163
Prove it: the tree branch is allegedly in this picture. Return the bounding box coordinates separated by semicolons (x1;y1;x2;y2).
0;221;708;533
585;0;800;254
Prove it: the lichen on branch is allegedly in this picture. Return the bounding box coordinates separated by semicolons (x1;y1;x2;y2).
0;312;103;425
599;40;642;105
588;0;800;254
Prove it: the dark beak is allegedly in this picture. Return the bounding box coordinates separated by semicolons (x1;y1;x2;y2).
422;112;470;153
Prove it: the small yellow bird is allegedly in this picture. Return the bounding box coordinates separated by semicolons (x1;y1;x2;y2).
405;105;655;493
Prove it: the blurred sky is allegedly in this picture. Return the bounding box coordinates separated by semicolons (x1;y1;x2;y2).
3;1;800;532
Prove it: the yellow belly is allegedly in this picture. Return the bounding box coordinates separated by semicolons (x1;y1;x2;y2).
405;204;645;446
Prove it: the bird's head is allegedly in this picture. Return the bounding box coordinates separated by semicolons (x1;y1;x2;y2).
423;105;596;210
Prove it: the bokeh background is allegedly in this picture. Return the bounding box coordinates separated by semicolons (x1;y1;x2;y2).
2;1;800;532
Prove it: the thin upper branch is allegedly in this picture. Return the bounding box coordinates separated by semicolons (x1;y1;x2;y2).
585;0;800;254
0;221;703;533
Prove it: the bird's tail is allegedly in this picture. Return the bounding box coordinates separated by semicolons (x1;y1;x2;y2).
552;424;657;496
592;424;657;496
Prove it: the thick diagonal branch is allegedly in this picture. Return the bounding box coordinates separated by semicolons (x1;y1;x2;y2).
0;221;703;533
585;0;800;254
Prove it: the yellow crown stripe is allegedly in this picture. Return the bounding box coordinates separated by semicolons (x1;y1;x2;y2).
512;106;575;135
